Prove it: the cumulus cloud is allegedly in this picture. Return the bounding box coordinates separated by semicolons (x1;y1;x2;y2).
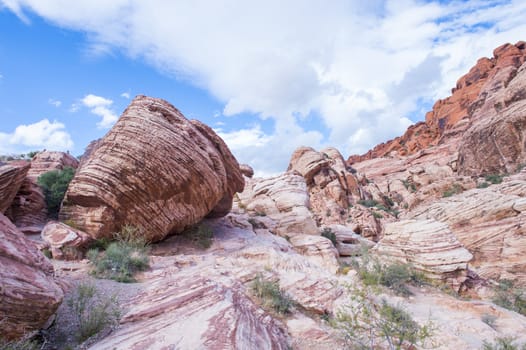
120;92;130;99
4;0;526;173
0;119;74;153
81;93;119;128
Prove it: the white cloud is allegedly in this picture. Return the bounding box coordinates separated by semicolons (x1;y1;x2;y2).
120;92;130;99
3;0;526;174
48;98;62;107
0;119;74;154
81;93;118;128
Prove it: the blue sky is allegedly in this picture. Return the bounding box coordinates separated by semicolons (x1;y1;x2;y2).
1;1;525;176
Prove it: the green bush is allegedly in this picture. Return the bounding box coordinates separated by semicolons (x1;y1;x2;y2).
492;279;526;316
477;181;490;189
358;199;379;208
321;227;338;246
67;282;120;342
88;225;149;282
485;174;504;185
252;274;293;314
37;166;75;218
481;313;498;330
442;183;463;198
334;286;433;350
372;211;384;219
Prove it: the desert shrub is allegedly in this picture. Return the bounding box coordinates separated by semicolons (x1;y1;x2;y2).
372;211;384;219
352;257;427;296
482;336;526;350
88;225;149;282
492;279;526;316
402;179;417;193
442;183;463;198
252;274;293;314
67;282;120;342
358;199;379;208
321;227;338;246
26;151;39;159
478;181;491;189
485;174;504;185
334;286;433;350
181;223;214;249
37;166;75;218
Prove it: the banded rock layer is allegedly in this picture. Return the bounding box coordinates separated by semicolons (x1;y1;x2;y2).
60;96;244;242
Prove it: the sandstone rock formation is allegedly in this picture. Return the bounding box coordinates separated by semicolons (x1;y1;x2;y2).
409;177;526;284
375;219;473;288
349;41;526;166
60;95;244;242
27;151;79;180
0;213;63;339
0;162;29;213
239;163;254;178
41;221;92;260
236;172;319;237
289;234;339;273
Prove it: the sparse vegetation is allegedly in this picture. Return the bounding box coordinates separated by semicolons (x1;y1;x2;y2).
352;255;427;296
492;279;526;316
37;166;75;218
334;285;433;350
372;211;384;219
87;225;149;282
485;174;504;185
321;227;338;246
181;223;214;249
442;183;463;198
482;336;526;350
477;181;491;189
402;179;417;193
358;199;379;208
67;282;120;342
251;274;294;314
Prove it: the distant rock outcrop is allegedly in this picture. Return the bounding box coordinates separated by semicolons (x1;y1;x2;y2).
41;221;92;260
60;96;244;242
348;41;526;168
0;213;63;340
6;151;79;234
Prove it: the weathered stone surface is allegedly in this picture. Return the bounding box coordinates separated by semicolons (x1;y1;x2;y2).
0;213;63;340
328;224;375;256
409;183;526;284
27;151;79;181
375;219;472;287
5;178;47;234
349;41;526;165
237;172;318;237
289;234;339;273
41;221;92;260
0;162;30;213
60;95;244;242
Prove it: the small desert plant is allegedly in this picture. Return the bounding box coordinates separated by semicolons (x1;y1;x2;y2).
334;285;433;350
485;174;504;185
402;179;417;193
482;336;526;350
358;199;379;208
372;211;384;219
182;223;214;249
477;181;491;189
252;274;294;314
321;227;338;246
442;183;463;198
67;282;120;342
492;279;526;316
0;334;40;350
37;166;75;218
88;225;149;282
481;313;498;330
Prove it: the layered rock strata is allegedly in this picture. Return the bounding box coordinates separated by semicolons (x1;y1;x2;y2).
60;96;244;242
